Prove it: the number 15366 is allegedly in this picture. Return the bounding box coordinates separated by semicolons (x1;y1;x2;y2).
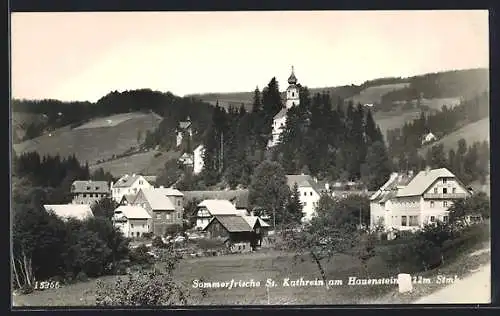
34;281;61;290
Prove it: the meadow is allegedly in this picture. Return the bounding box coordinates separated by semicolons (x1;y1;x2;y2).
13;112;162;165
418;117;490;156
350;83;410;105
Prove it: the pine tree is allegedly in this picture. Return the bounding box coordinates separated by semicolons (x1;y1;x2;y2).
364;108;383;144
284;183;304;224
360;141;392;191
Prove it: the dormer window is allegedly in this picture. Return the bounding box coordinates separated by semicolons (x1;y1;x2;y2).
292;92;295;97
442;178;447;184
87;186;91;190
96;186;100;190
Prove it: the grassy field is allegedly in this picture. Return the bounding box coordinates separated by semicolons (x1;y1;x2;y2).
373;109;423;139
12;250;399;306
394;97;462;111
13;112;162;165
350;83;410;105
418;118;490;156
89;149;182;177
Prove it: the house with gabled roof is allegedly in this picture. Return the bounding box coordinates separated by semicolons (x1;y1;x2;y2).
112;205;152;238
132;187;184;236
203;214;270;252
370;167;471;237
71;180;110;205
286;174;324;222
110;174;153;203
195;199;248;229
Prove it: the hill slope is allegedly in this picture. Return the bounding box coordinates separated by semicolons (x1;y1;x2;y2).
418;118;490;156
13;112;162;165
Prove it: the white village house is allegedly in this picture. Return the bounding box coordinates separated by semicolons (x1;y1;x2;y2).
195;199;248;229
369;168;471;237
110;174;154;203
112;205;152;238
268;66;301;148
421;132;438;145
286;174;323;222
43;204;94;221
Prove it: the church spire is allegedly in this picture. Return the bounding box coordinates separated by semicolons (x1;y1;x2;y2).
288;65;297;84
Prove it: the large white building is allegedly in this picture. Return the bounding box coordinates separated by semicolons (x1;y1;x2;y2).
286;174;323;222
369;168;471;237
268;66;301;148
110;174;154;203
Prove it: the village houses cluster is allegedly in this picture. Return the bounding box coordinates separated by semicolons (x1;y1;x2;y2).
42;67;474;248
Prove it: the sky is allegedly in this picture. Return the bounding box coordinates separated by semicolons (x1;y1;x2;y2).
11;10;489;102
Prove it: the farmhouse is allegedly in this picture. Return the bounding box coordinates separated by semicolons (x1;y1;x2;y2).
132;187;184;235
422;132;438;145
43;204;94;221
370;168;471;237
195;199;248;229
70;180;110;205
110;174;154;203
203;215;270;252
268;66;301;148
112;205;152;238
286;174;323;221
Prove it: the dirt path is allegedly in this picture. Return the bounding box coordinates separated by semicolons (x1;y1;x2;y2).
413;262;490;304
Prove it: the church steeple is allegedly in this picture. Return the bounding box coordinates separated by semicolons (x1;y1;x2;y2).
288;65;297;85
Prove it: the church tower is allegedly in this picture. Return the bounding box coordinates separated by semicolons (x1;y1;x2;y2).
285;66;300;109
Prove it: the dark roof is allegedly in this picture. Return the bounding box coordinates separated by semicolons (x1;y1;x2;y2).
205;215;253;233
288;67;298;84
71;180;109;193
182;190;249;208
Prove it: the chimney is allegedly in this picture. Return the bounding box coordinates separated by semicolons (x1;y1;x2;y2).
425;166;431;174
132;173;136;177
408;170;414;178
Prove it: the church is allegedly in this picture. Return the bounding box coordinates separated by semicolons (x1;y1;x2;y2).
268;66;301;148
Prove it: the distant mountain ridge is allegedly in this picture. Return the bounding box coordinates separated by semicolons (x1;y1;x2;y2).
186;68;488;111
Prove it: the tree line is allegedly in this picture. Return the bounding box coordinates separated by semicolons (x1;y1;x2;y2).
198;77;393;191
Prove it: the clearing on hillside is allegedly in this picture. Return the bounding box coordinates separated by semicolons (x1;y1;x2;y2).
374;109;423;139
418;118;490;156
13;112;162;165
350;83;410;105
90;149;181;177
394;97;462;111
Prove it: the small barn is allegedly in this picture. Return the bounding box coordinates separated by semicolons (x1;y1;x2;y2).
203;215;268;252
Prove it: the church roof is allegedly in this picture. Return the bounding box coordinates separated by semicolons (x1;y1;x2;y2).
274;108;288;119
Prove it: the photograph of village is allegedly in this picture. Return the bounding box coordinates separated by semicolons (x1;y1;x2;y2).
10;10;490;307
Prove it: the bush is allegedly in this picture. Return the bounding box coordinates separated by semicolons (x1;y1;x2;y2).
142;232;154;239
164;224;183;236
130;244;153;265
152;236;165;248
76;271;89;282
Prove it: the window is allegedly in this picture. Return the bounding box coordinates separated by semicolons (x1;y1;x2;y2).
434;188;438;194
310;192;313;196
409;216;419;226
139;180;143;185
443;216;449;223
177;213;181;219
177;200;181;206
87;186;91;190
292;92;295;97
83;194;87;198
443;201;448;207
96;186;100;190
303;202;307;206
131;224;134;228
430;216;436;222
452;188;456;193
304;192;307;196
430;201;435;208
443;188;448;194
401;216;407;226
442;178;447;184
136;232;140;237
